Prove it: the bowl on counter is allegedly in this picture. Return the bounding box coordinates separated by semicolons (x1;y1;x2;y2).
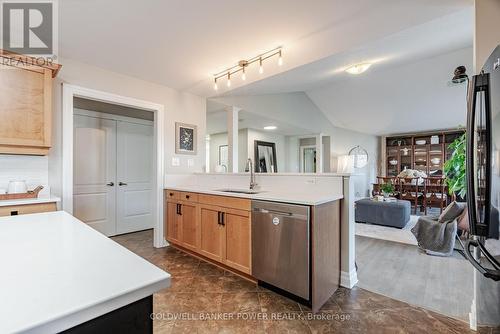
389;159;398;166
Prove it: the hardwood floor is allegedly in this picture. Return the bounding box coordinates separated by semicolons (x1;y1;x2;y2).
112;230;481;333
356;235;473;321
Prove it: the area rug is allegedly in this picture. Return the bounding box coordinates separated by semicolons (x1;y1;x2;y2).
355;215;418;246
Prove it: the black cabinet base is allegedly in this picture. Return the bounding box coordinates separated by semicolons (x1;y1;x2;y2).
60;295;153;334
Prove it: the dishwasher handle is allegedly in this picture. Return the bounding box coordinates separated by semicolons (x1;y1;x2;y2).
253;207;308;220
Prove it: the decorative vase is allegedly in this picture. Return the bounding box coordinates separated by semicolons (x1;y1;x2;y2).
383;192;389;198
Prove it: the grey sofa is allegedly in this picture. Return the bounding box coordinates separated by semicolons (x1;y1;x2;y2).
355;198;411;228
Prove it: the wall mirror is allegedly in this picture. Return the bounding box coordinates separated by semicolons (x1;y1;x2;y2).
254;141;277;173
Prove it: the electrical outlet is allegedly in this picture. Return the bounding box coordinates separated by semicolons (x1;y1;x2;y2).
171;157;180;167
187;158;194;167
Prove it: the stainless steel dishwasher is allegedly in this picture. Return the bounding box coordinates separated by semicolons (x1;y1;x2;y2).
251;200;310;300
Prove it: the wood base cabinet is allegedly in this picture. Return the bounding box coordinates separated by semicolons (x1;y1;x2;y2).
0;202;57;217
199;205;224;263
165;201;182;245
224;209;251;273
164;190;251;275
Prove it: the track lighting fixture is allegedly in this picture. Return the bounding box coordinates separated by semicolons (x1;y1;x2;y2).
212;47;283;90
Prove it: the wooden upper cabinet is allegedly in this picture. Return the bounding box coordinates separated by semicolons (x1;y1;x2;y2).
0;51;61;155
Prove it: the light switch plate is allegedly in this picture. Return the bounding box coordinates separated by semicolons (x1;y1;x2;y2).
187;158;194;167
171;157;180;166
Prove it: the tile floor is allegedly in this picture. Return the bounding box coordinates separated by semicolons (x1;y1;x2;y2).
112;230;486;334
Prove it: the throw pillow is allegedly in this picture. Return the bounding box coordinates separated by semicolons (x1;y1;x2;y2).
438;201;465;223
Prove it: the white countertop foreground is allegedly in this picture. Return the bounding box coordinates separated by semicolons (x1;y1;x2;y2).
0;196;61;207
166;185;343;205
0;211;170;334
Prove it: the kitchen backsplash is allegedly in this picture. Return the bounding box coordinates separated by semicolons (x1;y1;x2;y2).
0;155;50;196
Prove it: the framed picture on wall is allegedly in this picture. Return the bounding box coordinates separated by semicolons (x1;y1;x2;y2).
175;122;197;155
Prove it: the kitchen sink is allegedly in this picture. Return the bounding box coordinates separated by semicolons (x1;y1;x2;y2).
215;189;261;194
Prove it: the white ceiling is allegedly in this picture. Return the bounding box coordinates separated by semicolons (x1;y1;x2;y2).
222;9;473;96
213;8;474;136
307;47;472;135
59;0;472;97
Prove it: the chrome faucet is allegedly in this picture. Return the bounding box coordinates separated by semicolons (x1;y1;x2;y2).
246;158;257;190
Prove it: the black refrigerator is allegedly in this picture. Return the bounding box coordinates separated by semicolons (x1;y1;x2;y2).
465;44;500;327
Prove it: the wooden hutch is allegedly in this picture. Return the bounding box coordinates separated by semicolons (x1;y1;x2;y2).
381;129;465;177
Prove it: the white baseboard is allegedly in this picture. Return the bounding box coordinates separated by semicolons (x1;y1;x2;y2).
340;269;358;289
469;299;477;331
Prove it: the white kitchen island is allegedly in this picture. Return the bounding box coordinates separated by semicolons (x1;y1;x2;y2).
0;211;170;334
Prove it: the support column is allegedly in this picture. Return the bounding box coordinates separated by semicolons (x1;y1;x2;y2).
316;133;323;173
226;106;240;173
340;176;358;288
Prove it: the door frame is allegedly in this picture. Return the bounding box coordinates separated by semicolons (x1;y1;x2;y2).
62;84;165;248
300;145;317;173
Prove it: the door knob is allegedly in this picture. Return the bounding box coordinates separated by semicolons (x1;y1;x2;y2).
106;182;114;186
119;182;127;186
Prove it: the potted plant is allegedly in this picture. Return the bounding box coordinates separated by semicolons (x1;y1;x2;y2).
444;133;466;200
380;182;395;198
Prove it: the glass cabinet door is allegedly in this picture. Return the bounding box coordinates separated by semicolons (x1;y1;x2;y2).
414;145;428;174
386;146;399;176
399;146;412;172
429;144;444;176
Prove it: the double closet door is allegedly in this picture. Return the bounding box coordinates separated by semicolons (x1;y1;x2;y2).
73;113;154;236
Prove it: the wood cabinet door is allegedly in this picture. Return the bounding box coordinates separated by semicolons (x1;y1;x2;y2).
180;202;198;251
0;66;52;154
223;209;251;274
199;205;223;262
166;201;182;244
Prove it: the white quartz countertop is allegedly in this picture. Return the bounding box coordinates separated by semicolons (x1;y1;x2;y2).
0;211;170;334
0;196;61;207
165;185;343;205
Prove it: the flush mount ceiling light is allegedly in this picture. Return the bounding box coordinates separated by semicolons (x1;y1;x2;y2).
345;63;372;75
263;126;277;130
213;47;283;90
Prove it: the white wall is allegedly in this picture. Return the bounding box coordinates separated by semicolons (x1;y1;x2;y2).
48;57;206;200
208;128;287;173
285;136;300;173
0;155;50;196
245;129;286;173
208;132;228;172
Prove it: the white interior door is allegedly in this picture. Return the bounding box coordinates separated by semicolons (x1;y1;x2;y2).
116;121;154;234
73;115;117;236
